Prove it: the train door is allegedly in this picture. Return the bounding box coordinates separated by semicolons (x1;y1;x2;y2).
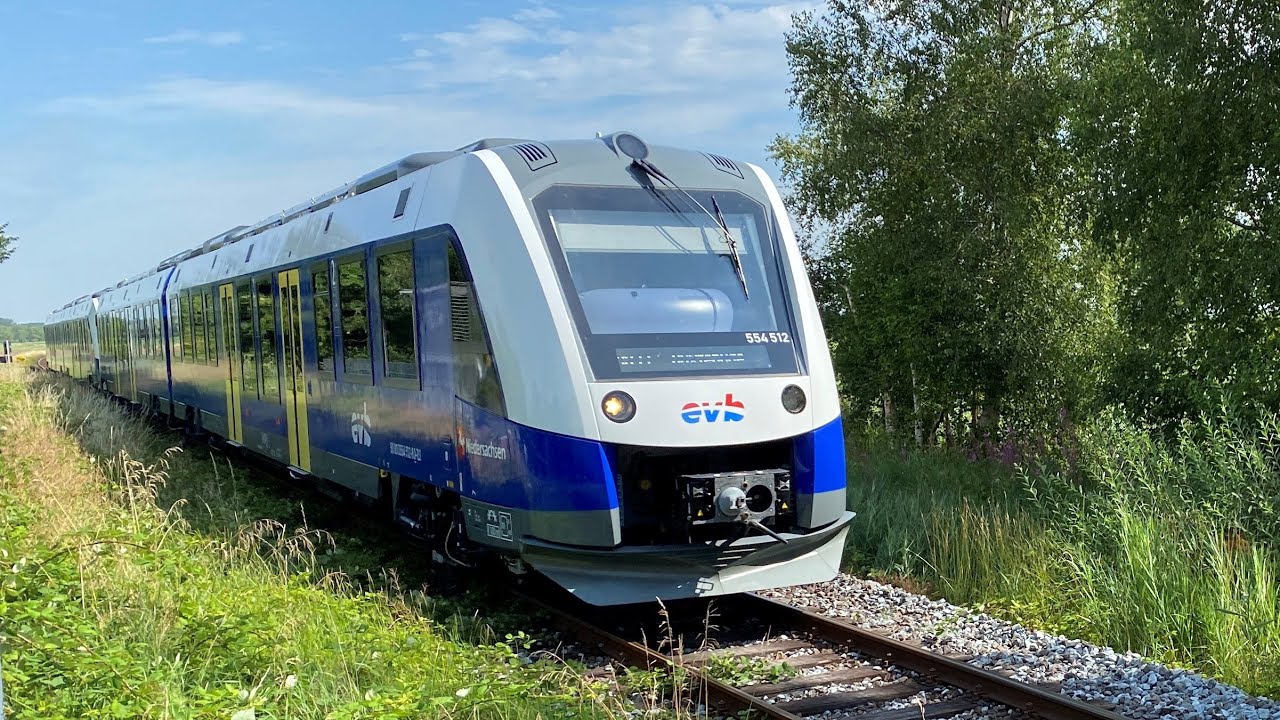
218;283;244;444
278;269;311;472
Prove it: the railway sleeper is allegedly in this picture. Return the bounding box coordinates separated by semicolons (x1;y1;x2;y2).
772;678;930;715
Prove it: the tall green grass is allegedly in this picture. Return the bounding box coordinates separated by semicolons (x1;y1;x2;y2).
0;370;627;719
845;410;1280;696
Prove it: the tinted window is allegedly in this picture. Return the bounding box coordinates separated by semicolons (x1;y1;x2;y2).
153;303;162;357
195;291;210;362
312;267;334;376
238;284;257;398
533;185;799;379
377;250;417;381
203;291;217;365
170;299;181;360
257;279;279;402
337;258;372;376
183;293;195;362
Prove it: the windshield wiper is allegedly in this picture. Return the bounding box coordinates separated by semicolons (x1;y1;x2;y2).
711;195;749;300
630;158;749;298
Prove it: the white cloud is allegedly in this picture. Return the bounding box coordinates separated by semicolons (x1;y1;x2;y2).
44;78;397;119
513;4;559;22
398;2;818;136
144;29;245;47
9;1;819;320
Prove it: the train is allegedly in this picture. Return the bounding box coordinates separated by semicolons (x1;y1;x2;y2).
43;132;854;605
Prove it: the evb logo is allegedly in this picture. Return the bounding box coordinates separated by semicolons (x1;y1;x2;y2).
681;394;745;424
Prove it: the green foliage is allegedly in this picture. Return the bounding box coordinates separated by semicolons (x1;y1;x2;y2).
845;405;1280;696
1074;0;1280;423
0;319;44;344
774;0;1116;441
701;654;796;686
0;223;14;265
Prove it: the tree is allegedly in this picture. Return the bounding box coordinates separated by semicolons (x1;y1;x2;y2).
0;223;14;264
773;0;1113;445
1075;0;1280;422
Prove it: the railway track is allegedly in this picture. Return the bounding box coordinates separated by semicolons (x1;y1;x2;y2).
521;587;1131;720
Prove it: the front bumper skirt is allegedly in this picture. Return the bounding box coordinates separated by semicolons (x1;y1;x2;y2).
519;511;854;605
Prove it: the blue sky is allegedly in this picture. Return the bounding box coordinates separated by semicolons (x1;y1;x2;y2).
0;0;817;323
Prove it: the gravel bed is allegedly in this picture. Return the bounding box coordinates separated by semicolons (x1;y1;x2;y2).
764;574;1280;720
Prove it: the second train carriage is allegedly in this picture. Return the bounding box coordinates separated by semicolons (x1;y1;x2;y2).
44;132;854;605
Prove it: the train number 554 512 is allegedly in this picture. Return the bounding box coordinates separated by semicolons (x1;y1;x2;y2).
744;332;791;344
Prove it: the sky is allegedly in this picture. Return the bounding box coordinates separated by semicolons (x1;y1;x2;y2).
0;0;820;323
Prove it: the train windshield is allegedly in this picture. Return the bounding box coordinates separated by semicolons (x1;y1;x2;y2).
533;185;800;380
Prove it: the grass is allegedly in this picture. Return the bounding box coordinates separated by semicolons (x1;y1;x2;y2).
0;368;636;719
844;412;1280;697
6;342;43;354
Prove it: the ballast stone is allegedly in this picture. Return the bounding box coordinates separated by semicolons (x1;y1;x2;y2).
764;574;1278;720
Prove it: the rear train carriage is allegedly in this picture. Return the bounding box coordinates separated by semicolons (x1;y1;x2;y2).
45;133;853;604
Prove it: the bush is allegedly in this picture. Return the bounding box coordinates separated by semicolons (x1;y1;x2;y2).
844;407;1280;695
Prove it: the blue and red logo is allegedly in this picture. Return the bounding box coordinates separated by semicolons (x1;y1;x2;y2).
681;394;745;424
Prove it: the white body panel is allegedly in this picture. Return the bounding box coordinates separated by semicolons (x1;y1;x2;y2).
587;375;814;447
50;137;840;449
746;163;842;426
442;151;600;439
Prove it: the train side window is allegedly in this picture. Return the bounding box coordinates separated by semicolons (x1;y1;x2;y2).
447;236;505;415
312;265;334;378
237;283;258;399
256;278;280;403
170;298;182;360
182;292;195;362
192;290;206;362
337;257;372;378
139;306;149;357
203;290;217;365
150;303;158;357
376;248;418;383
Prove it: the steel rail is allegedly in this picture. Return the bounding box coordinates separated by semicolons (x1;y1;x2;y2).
742;593;1131;720
514;589;802;719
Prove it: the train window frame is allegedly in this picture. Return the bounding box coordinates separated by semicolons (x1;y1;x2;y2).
192;288;208;363
310;260;336;380
374;241;420;390
335;252;374;386
256;275;281;404
203;289;218;366
170;297;182;361
152;302;161;357
138;305;149;358
182;291;196;362
237;281;259;401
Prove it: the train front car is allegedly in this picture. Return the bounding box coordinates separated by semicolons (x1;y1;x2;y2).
433;133;853;605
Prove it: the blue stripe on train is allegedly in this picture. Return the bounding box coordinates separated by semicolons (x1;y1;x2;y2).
456;399;619;512
791;415;846;495
458;401;846;513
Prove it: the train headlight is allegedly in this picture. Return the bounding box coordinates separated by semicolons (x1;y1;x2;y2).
781;384;806;414
601;391;636;423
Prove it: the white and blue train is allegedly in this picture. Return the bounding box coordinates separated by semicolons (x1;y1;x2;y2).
44;132;853;604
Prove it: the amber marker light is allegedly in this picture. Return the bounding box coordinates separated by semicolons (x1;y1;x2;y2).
601;390;636;423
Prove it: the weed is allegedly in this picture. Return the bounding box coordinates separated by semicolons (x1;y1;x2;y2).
701;654;797;685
